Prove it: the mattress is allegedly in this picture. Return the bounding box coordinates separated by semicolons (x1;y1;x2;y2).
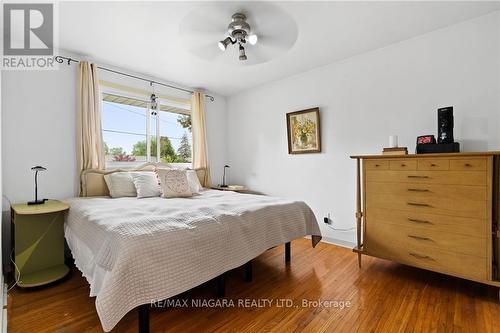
64;190;321;331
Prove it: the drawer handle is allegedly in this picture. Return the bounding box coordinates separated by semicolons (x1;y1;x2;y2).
409;252;434;260
375;164;380;167
408;235;432;241
407;188;430;192
407;175;429;179
407;202;431;207
407;218;433;224
464;163;472;167
430;163;437;167
401;164;406;167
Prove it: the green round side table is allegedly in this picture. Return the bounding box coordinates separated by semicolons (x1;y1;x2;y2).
11;200;70;287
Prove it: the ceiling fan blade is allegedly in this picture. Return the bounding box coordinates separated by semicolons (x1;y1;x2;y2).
195;2;237;23
244;45;277;64
179;14;225;36
186;42;224;61
257;33;297;52
179;2;238;36
180;30;222;46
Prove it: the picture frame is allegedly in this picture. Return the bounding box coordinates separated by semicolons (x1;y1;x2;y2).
286;107;321;154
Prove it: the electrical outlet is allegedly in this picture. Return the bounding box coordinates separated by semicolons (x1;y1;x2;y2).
324;213;333;224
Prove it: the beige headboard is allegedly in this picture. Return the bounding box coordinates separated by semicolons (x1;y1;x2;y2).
80;162;206;197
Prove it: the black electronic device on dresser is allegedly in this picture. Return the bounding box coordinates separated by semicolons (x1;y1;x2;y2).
438;106;454;143
416;106;460;154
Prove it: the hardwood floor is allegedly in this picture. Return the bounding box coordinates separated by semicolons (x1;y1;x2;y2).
8;239;500;332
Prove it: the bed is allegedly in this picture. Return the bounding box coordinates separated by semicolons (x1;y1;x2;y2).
64;163;322;332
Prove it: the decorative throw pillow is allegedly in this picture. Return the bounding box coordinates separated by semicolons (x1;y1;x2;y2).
186;169;203;194
103;172;137;198
156;169;192;198
131;172;161;198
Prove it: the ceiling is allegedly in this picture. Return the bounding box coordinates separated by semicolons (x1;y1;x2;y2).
59;1;500;96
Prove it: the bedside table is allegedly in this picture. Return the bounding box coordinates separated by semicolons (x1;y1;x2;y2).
11;200;70;287
211;185;248;193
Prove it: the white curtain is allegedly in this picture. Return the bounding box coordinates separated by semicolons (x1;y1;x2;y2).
77;61;105;176
191;92;211;187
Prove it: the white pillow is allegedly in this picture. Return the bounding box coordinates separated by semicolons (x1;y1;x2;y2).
132;172;161;198
104;172;137;198
156;169;192;198
187;170;203;194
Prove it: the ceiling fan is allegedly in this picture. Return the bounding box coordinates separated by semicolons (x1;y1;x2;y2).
179;2;298;65
217;13;258;61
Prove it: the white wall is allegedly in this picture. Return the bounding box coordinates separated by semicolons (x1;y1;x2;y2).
1;53;227;203
204;95;228;187
2;64;78;204
226;12;500;245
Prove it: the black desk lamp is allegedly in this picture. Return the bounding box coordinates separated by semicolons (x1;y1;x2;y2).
28;166;47;205
221;165;230;187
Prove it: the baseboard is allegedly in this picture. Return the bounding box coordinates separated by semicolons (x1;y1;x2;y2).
304;235;355;249
319;236;356;249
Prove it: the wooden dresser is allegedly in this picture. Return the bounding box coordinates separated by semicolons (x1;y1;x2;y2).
351;152;500;288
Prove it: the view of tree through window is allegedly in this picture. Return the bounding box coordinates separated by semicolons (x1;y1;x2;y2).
101;99;192;168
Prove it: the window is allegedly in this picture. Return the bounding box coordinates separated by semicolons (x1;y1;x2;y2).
101;92;192;169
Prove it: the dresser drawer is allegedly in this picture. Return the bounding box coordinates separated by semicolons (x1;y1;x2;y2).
366;188;487;219
364;159;389;170
365;227;487;281
389;160;417;171
399;247;486;282
417;159;449;171
365;219;486;257
365;170;486;186
366;182;487;202
366;207;486;236
450;158;487;171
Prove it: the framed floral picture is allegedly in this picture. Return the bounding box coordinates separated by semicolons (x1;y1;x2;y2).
286;107;321;154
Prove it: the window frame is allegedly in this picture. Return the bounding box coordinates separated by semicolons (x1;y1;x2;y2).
100;85;192;169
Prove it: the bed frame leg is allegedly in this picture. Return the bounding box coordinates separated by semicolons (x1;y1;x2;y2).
138;304;150;333
216;273;226;298
285;242;291;264
245;260;253;282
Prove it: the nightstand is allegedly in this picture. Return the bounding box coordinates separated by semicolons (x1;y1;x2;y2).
211;185;248;193
11;200;70;287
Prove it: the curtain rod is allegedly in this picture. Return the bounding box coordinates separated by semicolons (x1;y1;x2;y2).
54;55;215;102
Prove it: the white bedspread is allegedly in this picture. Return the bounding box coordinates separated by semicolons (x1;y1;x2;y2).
64;190;321;332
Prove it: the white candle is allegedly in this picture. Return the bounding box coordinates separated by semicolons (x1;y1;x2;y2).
389;135;398;148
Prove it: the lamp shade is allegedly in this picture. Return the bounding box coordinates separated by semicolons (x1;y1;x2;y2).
31;166;47;171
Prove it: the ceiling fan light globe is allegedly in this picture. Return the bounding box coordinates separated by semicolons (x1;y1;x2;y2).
248;34;258;45
218;41;226;51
